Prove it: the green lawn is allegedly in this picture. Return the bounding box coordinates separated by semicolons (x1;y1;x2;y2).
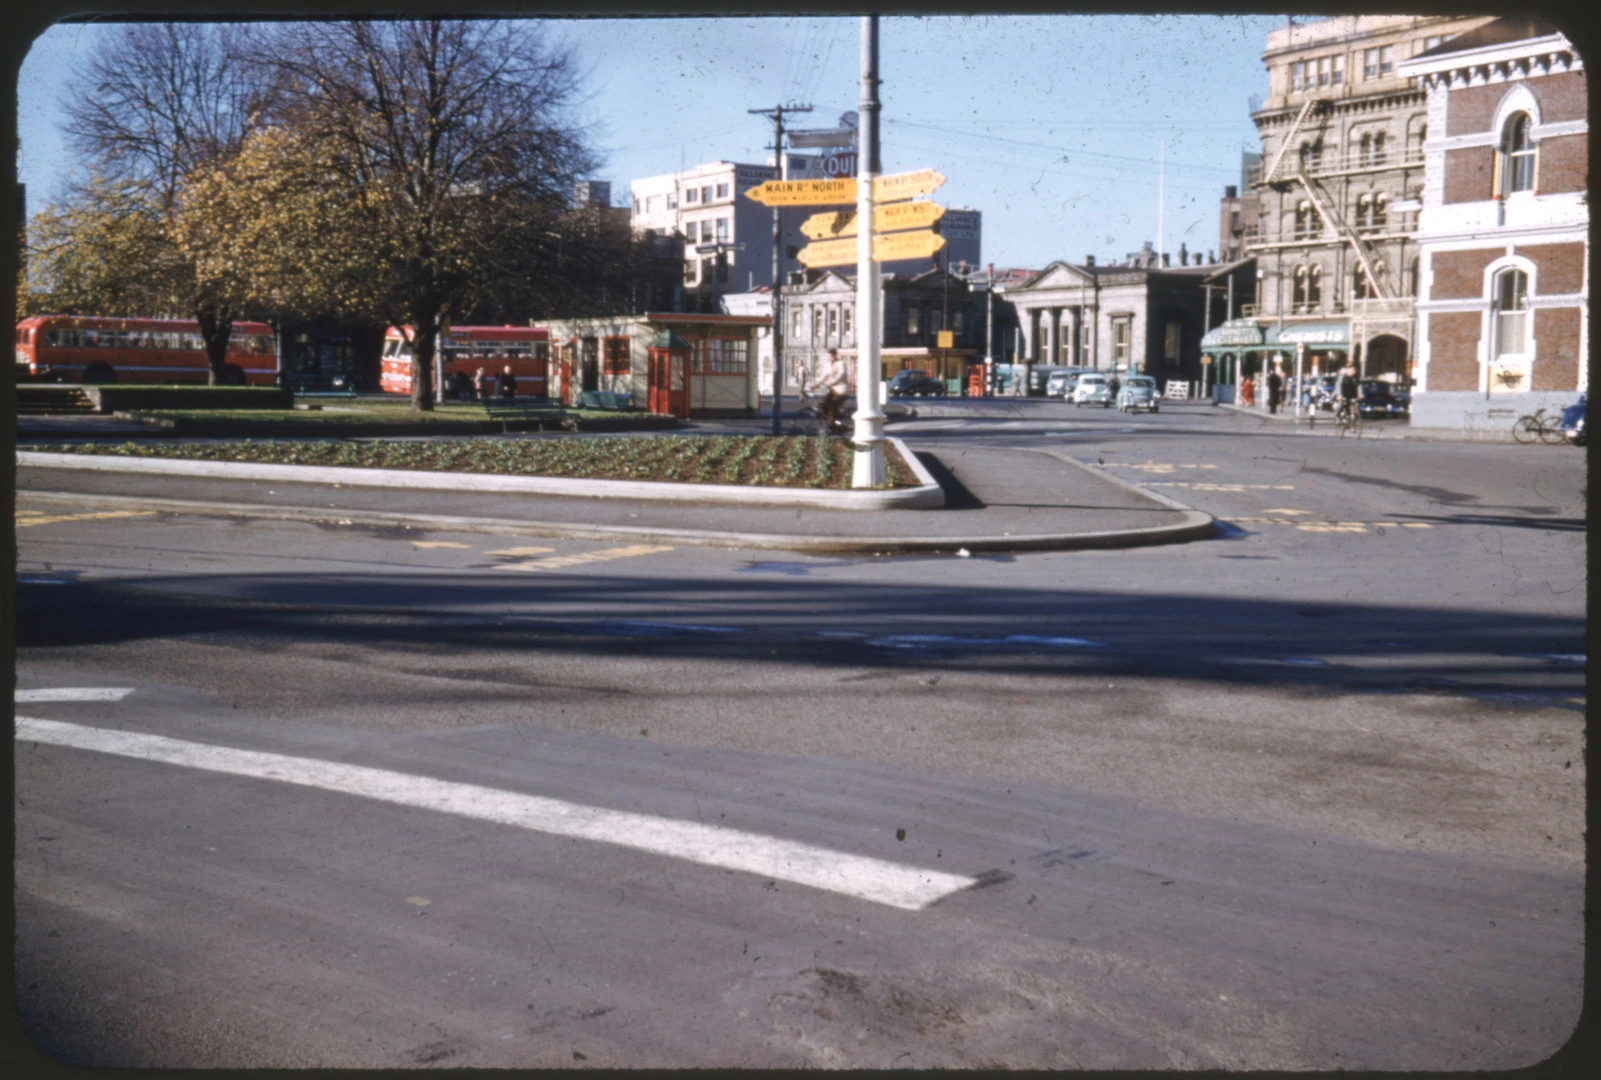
125;400;587;423
47;435;922;489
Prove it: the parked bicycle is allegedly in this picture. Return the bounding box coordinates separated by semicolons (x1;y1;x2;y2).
1511;407;1567;445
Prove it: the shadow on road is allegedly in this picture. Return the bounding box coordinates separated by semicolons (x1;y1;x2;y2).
16;573;1585;707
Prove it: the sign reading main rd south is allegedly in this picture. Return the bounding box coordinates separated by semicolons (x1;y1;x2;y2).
799;201;946;241
872;168;945;202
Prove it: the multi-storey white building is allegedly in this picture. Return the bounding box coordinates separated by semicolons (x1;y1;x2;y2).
1244;13;1498;383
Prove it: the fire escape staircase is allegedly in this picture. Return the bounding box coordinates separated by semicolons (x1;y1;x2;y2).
1262;97;1401;335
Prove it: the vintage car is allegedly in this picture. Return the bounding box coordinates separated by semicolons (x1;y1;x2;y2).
1072;372;1113;407
887;368;946;397
1116;375;1160;413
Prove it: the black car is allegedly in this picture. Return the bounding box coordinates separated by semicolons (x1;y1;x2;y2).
1559;394;1586;446
1356;380;1406;418
887;369;945;397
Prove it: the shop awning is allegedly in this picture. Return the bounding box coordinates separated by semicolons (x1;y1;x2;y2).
1200;319;1264;348
1267;321;1349;348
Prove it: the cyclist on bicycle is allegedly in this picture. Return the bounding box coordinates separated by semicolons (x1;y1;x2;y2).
808;347;851;434
1336;362;1359;421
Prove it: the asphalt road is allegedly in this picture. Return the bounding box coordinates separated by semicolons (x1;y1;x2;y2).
12;400;1589;1069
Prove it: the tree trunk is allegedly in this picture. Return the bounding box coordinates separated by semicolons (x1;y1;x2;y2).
195;304;234;386
410;319;437;412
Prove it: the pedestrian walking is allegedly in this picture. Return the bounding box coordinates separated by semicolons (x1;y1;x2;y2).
1266;364;1283;414
499;364;516;403
474;366;493;403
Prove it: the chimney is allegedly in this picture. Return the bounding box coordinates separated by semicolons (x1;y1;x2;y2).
1179;242;1189;264
1162;253;1170;267
1225;184;1238;198
1085;254;1095;267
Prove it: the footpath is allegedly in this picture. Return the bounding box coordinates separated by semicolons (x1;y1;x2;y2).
16;436;1212;555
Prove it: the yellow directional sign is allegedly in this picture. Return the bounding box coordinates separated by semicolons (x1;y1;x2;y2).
742;178;856;207
799;201;946;241
797;229;947;268
873;168;945;202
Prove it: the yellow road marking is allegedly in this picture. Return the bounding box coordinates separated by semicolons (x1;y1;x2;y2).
1261;508;1311;515
411;541;472;549
485;546;557;557
504;544;673;572
1110;462;1220;473
1233;518;1432;531
14;510;155;528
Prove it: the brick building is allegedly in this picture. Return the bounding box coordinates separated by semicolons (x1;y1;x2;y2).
1400;18;1587;434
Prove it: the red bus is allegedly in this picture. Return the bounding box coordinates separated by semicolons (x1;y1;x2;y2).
381;325;551;399
15;315;278;385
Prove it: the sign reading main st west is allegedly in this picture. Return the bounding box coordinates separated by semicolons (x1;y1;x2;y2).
797;229;947;268
799;200;946;241
744;168;948;208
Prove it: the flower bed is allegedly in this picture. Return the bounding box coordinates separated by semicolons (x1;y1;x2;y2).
46;435;922;490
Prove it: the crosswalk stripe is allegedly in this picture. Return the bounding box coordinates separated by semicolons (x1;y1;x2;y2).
14;717;975;911
14;687;134;703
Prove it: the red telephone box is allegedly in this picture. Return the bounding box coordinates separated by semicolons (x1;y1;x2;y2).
647;329;692;418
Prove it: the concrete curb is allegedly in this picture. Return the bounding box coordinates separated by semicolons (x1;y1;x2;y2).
14;487;1214;554
17;435;944;512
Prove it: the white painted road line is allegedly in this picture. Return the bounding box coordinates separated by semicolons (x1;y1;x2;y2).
13;717;975;911
15;687;135;703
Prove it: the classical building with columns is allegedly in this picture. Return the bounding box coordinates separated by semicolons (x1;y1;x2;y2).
1001;244;1254;393
1399;18;1586;436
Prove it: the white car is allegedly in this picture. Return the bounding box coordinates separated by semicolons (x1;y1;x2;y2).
1072;372;1113;407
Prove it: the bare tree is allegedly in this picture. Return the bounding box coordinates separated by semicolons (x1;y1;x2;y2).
268;19;596;409
64;22;277;213
60;22;281;382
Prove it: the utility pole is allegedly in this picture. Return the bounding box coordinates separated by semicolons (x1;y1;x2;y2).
749;100;812;435
985;262;994;397
852;15;885;487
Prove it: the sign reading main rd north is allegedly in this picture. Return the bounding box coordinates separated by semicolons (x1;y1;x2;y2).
797;229;947;268
743;178;856;207
744;168;948;207
799;201;946;241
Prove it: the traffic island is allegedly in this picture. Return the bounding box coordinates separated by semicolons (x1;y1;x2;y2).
18;434;944;511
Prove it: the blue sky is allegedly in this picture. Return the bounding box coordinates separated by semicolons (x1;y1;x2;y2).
18;14;1287;270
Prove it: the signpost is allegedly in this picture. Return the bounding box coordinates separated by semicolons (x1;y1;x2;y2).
797;229;946;268
799;200;944;240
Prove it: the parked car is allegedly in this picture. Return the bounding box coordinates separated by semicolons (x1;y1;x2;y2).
887;368;945;397
1116;375;1160;413
1357;380;1406;418
1306;374;1340;411
1046;367;1088;398
1391;383;1412;414
1072;372;1113;407
1559;394;1586;445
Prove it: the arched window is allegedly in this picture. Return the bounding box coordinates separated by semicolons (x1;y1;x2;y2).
1359;133;1373;166
1292;265;1308;310
1294;200;1313;239
1298;142;1312;172
1407;256;1420;297
1502;113;1535;193
1372;192;1388;229
1493;268;1529;357
1307;265;1323;307
1353;263;1375;300
1372;131;1387;165
1356;193;1373;231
